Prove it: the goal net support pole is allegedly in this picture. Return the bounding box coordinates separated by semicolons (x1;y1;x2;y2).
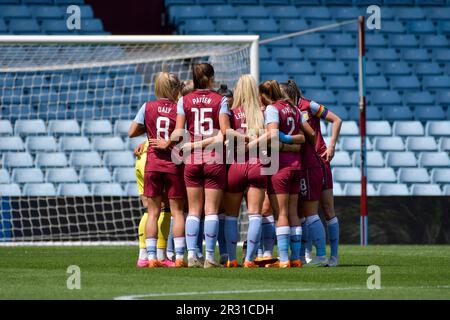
358;16;368;246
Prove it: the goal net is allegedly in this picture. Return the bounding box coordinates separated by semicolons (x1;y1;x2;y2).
0;35;258;244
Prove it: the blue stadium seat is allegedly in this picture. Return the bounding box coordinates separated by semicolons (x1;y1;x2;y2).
0;183;21;196
282;61;314;75
92;137;125;152
368;168;397;183
335;48;357;61
292;34;324;47
414;62;443;76
11;168;44;184
332;183;343;196
113;168;136;183
25;136;57;153
425;120;450;136
385;151;417;168
333;167;361;183
367;121;391;136
436;92;450;105
82;120;112;135
290;0;320;4
2;152;33;169
380;21;406;33
0;18;8;33
91;183;123;196
439;21;450;34
414;106;446;121
326;76;355;89
126;137;146;152
383;106;414;121
373;137;405;152
381;62;411;76
79;19;104;34
411;184;442;196
215;19;246;33
165;0;195;4
425;6;450;20
103;151;134;168
393;121;425;136
261;73;288;83
261;60;282;74
316;61;347;75
304;90;337;105
45;168;78;184
124;183;139;196
73;5;94;19
279;19;308;33
114;120;132;137
59;137;91;152
431;168;450;184
330;151;352;167
400;172;428;190
439;137;450;152
338;91;358;106
352;151;385;167
24;0;57;3
168;5;205;23
57;183;90;196
299;6;330;19
181;19;215;34
236;5;269;18
366;34;389;48
0;169;10;184
40;19;72;34
293;75;324;89
423;76;450;89
366;76;388;89
14;119;46;136
0;137;25;152
35;152;68;168
377;183;410;196
406;137;438;151
0;5;32;19
247;19;278;33
9;18;41;34
368;90;402;106
336;121;360;136
408;21;436;33
397;7;426;20
30;5;64;19
444;185;450;196
404;92;434;105
80;168;111;183
324;34;354;47
341;137;373;151
330;6;362;19
419;151;450;168
268;5;299;18
205;5;236;18
403;48;429;62
348;61;380;75
260;33;292;46
390;76;421;90
69;151;102;168
271;47;302;60
421;35;449;48
343;183;376;196
23;183;56;196
362;107;383;121
370;48;399;61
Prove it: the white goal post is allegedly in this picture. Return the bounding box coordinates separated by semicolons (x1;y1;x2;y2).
0;35;258;245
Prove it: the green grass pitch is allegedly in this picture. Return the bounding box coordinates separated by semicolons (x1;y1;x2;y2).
1;245;449;300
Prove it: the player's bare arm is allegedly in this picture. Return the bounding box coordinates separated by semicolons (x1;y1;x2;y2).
322;111;342;162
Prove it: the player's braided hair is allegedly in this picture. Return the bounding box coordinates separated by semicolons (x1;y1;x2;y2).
280;79;302;106
258;80;283;104
193;63;215;89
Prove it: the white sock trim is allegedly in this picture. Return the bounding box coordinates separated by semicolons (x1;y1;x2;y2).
174;237;185;248
290;226;302;236
327;217;338;225
262;215;275;224
145;238;157;248
186;215;200;222
205;214;219;222
305;214;320;226
276;226;290;236
249;214;262;221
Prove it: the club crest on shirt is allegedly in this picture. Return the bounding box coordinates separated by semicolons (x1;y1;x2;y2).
301;111;309;121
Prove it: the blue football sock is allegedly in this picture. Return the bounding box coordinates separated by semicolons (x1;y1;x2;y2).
289;226;302;261
306;214;327;257
276;226;290;262
185;215;200;255
245;214;262;262
204;215;219;261
224;216;238;261
196;218;204;258
218;214;228;257
262;215;275;257
145;238;157;260
300;219;308;257
327;217;339;258
166;217;174;255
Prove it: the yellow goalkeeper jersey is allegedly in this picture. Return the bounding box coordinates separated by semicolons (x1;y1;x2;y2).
135;140;148;195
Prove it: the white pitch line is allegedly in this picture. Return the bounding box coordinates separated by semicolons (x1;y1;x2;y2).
113;285;450;300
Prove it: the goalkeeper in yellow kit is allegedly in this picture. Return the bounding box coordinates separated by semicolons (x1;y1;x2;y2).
134;140;173;268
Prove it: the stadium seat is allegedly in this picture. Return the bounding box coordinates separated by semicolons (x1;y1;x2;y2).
335;48;358;61
414;62;443;76
379;21;405;33
348;61;380;75
126;137;146;152
92;137;125;152
304;48;335;61
205;5;237;18
362;107;383;121
40;19;73;34
113;168;136;183
35;152;68;168
421;35;449;48
332;167;361;183
343;183;377;196
433;49;450;62
9;18;41;34
326;76;356;89
423;76;450;89
0;137;25;152
0;169;10;184
293;75;324;89
57;183;90;196
425;6;450;20
25;136;58;153
393;121;425;137
23;183;56;196
2;152;33;169
406;137;438;152
330;151;352;167
14;119;46;136
338;91;358;106
282;61;314;75
247;19;278;33
0;18;6;33
418;152;450;168
341;137;373;152
181;19;215;34
352;151;385;167
260;33;292;47
396;7;425;20
436;91;450;106
370;48;399;61
11;168;44;184
299;6;330;19
82;120;112;135
48;120;80;136
0;5;32;19
0;120;13;135
315;61;347;75
45;168;78;184
389;35;419;48
324;34;354;47
377;183;410;196
367;168;397;183
333;183;343;196
408;21;436;34
103;151;134;168
79;168;111;183
431;168;450;184
410;184;442;196
366;76;389;89
169;5;205;24
215;18;246;33
439;137;450;152
0;183;21;196
335;121;359;136
271;47;302;60
373;137;405;152
30;5;64;19
383;106;414;121
367;121;392;136
236;5;269;18
69;151;102;168
404;92;435;106
91;183;123;196
366;34;387;47
390;76;421;90
123;183;139;196
385;151;417;168
397;168;430;184
261;60;282;74
114;120;132;137
381;62;411;76
304;90;337;106
59;137;91;152
371;90;402;106
414;107;445;121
